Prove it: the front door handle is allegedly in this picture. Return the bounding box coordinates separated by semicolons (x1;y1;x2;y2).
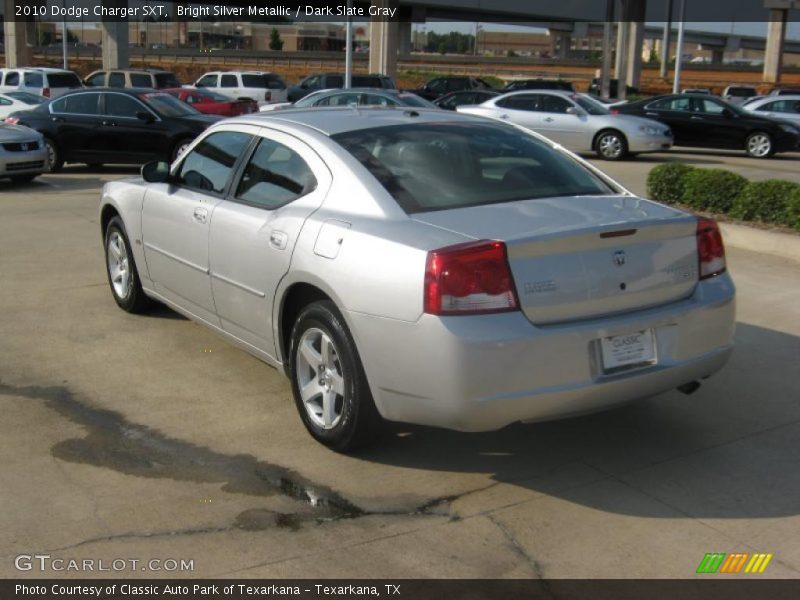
50;116;64;123
269;230;288;250
690;116;704;120
102;120;117;126
645;112;659;117
192;207;208;224
543;117;555;122
499;114;510;119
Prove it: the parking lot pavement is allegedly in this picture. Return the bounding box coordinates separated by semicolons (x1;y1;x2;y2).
1;166;799;579
587;148;800;196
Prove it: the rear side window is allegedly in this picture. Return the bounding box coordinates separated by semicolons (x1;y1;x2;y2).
5;72;21;86
52;93;100;115
24;72;43;87
220;74;238;88
236;139;317;209
497;95;539;111
326;76;344;88
47;73;82;88
129;73;152;87
108;72;125;88
332;123;612;214
649;97;691;111
241;74;282;88
177;131;251;194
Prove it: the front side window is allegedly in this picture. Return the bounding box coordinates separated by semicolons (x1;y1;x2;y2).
86;72;106;87
758;100;800;114
52;93;100;115
139;93;198;117
332;123;613;214
177;131;252;194
196;74;218;88
320;93;360;107
649;97;691;112
699;99;727;115
105;94;146;118
539;95;573;114
362;94;397;107
235;139;317;209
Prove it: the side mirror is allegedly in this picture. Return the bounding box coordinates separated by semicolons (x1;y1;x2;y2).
721;108;735;118
566;106;582;115
136;110;155;123
141;160;171;183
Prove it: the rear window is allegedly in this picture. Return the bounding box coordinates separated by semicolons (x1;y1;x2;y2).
332;123;613;214
352;76;380;88
47;73;82;88
154;73;181;88
24;72;44;87
727;87;756;97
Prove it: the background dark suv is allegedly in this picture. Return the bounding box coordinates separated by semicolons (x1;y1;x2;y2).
287;73;396;102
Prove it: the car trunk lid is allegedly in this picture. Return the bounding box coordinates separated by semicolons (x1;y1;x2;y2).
413;195;698;325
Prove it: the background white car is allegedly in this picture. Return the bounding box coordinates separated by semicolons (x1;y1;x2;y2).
0;68;83;99
0;91;46;120
193;71;288;106
0;123;48;182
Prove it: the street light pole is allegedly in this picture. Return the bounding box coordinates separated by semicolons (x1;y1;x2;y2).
600;0;614;99
345;0;353;88
61;0;68;69
672;0;687;93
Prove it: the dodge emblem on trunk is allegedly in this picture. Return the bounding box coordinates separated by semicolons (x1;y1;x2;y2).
613;250;626;266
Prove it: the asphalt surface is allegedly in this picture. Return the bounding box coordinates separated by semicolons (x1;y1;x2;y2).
1;156;799;579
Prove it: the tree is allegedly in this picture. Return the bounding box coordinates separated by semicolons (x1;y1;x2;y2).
269;28;284;51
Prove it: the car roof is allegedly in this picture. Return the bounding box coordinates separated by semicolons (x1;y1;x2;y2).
224;106;485;136
749;94;800;103
1;67;76;74
58;87;159;96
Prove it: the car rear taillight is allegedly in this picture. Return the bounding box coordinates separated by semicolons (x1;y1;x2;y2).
42;88;51;98
424;240;519;315
610;108;620;114
696;217;726;279
5;116;20;125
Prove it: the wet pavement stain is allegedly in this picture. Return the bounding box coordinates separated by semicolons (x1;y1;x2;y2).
0;381;366;528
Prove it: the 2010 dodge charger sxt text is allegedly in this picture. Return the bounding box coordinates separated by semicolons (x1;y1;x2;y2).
99;108;735;451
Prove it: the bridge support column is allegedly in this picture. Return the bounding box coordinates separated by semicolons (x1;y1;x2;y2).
3;0;33;67
615;20;629;99
102;1;130;70
711;48;725;64
626;19;645;89
398;21;412;55
369;0;398;79
763;9;787;84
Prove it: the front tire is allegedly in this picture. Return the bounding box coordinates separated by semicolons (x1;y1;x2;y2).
289;301;382;451
745;132;774;158
44;137;64;172
104;216;151;313
595;130;628;161
171;138;194;162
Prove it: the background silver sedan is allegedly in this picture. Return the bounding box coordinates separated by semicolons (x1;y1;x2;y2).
742;95;800;126
457;90;673;160
260;88;434;112
99;109;734;451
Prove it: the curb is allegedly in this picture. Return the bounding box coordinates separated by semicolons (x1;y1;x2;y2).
720;222;800;265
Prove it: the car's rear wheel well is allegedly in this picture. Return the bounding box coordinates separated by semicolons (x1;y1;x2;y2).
100;204;120;238
279;283;332;373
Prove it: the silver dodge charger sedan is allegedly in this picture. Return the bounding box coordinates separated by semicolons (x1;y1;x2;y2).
457;91;674;160
99;108;735;450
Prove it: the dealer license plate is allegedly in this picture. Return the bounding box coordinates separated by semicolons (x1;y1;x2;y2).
600;329;657;372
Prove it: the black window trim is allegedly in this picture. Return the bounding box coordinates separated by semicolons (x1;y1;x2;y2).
170;131;256;200
224;133;319;212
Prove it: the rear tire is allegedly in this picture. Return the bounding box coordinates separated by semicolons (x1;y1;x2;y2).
595;130;629;161
104;216;152;313
171;138;194;162
44;137;63;172
289;301;383;452
745;132;774;158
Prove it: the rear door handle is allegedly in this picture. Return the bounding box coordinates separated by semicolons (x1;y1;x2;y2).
645;112;659;117
102;120;117;126
543;117;555;122
690;116;704;120
192;207;208;224
50;116;64;123
269;230;288;250
499;114;510;119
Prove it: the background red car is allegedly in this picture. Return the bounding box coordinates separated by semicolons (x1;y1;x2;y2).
164;88;258;117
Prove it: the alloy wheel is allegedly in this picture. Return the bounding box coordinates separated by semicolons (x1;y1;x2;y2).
598;133;623;159
747;134;772;158
107;231;131;299
296;327;346;430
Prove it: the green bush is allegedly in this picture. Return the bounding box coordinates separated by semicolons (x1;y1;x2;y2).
730;179;800;225
786;186;800;232
681;168;748;212
646;163;696;204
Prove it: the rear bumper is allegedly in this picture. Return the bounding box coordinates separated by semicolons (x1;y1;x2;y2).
348;273;735;431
